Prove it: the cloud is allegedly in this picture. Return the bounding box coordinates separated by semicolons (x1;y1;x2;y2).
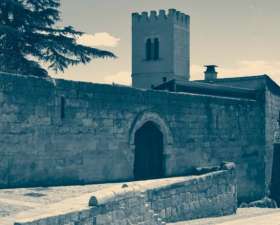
77;32;120;48
191;60;280;84
103;71;131;85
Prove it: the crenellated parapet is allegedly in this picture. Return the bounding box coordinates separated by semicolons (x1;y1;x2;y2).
132;9;189;26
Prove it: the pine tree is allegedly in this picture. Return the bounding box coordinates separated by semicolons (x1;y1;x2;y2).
0;0;116;77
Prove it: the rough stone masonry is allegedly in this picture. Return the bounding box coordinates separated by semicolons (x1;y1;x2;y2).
0;71;264;203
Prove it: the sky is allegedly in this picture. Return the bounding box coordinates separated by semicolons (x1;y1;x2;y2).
50;0;280;85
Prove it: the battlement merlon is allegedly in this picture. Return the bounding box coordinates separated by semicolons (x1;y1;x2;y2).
132;9;190;26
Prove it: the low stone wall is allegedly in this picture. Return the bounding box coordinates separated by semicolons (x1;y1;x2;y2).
147;167;237;222
13;166;237;225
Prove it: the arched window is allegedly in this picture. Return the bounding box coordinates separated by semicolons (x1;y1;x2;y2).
146;39;152;60
145;38;160;61
153;38;159;60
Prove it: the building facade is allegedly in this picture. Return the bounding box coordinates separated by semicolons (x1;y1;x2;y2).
0;9;279;204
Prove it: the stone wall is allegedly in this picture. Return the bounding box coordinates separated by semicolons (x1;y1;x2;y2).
0;72;265;202
265;89;280;196
145;168;237;222
14;168;237;225
201;75;280;202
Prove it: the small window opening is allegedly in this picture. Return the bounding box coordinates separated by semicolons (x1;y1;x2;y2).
146;39;152;60
145;38;160;61
60;96;65;120
153;38;159;60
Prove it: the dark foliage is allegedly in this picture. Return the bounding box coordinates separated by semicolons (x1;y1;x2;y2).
0;0;115;77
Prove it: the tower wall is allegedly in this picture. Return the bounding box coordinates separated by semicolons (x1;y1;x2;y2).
132;9;190;89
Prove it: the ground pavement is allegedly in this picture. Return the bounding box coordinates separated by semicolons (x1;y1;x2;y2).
170;208;280;225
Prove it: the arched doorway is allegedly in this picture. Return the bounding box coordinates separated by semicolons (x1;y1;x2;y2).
133;121;164;180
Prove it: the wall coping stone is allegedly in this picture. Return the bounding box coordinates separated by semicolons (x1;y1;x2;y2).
89;169;233;206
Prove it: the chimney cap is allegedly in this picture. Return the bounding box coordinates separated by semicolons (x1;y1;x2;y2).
204;65;218;68
204;65;218;74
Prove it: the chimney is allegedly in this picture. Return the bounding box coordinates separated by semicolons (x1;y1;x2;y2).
204;65;218;81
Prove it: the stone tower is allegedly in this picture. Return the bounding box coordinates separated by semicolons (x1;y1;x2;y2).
131;9;190;89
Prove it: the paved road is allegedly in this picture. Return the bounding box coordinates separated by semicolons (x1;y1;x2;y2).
217;212;280;225
0;183;115;218
170;208;280;225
